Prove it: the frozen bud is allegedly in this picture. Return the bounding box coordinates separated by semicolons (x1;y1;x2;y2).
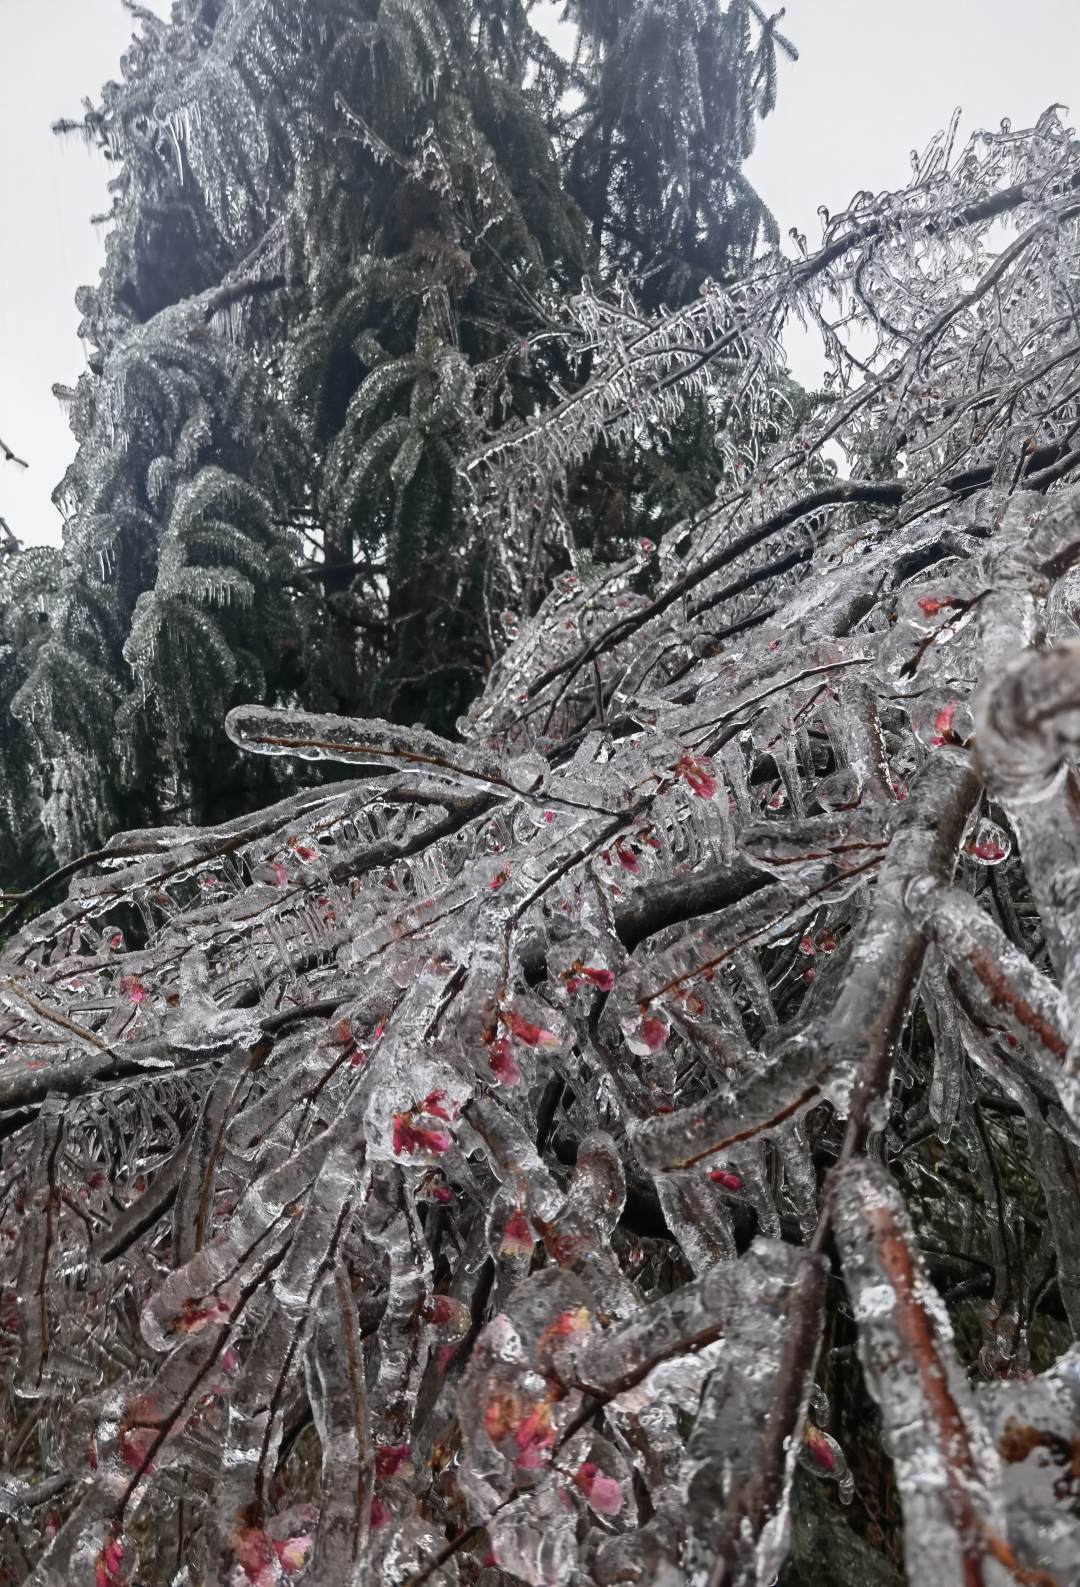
119;974;146;1003
511;1400;556;1468
573;1461;624;1516
963;818;1011;865
505;1009;559;1046
487;1036;522;1086
94;1537;125;1587
622;1012;667;1055
913;695;973;750
500;1208;535;1258
707;1168;742;1191
392;1092;454;1157
374;1444;413;1479
578;965;615;992
674;753;718;798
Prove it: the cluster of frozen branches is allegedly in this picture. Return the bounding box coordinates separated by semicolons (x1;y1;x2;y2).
3;111;1080;1587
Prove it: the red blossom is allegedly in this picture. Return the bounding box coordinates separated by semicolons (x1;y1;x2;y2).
573;1461;624;1516
579;965;615;993
418;1089;452;1120
119;1425;158;1473
171;1292;233;1334
429;1295;462;1328
275;1534;313;1575
614;840;639;874
674;753;717;799
119;975;146;1004
95;1536;125;1587
968;837;1008;862
512;1400;555;1468
504;1009;559;1047
708;1169;742;1191
374;1444;412;1479
392;1115;452;1157
489;865;511;890
500;1208;534;1257
545;1228;589;1265
916;594;949;616
487;1037;522;1086
370;1495;392;1529
483;1390;521;1444
641;1014;668;1050
804;1422;836;1471
930;700;957;747
538;1307;591;1356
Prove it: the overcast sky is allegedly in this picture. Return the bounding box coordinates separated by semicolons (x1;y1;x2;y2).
2;0;1079;547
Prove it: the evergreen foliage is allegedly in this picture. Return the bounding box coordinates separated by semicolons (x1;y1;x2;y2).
0;0;793;880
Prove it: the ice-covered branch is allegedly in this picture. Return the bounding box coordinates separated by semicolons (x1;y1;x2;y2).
5;106;1080;1587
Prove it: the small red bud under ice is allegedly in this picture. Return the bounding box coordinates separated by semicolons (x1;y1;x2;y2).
573;1461;624;1515
708;1169;742;1191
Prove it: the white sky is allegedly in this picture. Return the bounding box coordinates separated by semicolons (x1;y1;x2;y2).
2;0;1079;547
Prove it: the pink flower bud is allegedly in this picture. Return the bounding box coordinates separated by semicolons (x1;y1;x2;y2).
573;1461;624;1515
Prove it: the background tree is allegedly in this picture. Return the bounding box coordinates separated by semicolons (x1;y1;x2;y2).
2;108;1079;1587
0;0;793;886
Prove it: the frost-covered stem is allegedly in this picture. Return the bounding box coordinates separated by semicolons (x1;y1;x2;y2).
522;480;906;702
974;641;1080;1049
830;1160;1060;1587
838;753;981;1157
705;1257;829;1587
904;877;1073;1108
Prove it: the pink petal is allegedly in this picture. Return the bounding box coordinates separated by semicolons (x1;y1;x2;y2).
641;1014;668;1050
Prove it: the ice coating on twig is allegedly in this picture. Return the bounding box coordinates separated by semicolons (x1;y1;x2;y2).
4;105;1080;1587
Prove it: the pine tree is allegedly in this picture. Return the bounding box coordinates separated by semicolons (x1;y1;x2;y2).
0;0;792;880
563;0;795;308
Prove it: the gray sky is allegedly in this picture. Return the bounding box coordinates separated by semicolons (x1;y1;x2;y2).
2;0;1079;547
0;0;168;548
